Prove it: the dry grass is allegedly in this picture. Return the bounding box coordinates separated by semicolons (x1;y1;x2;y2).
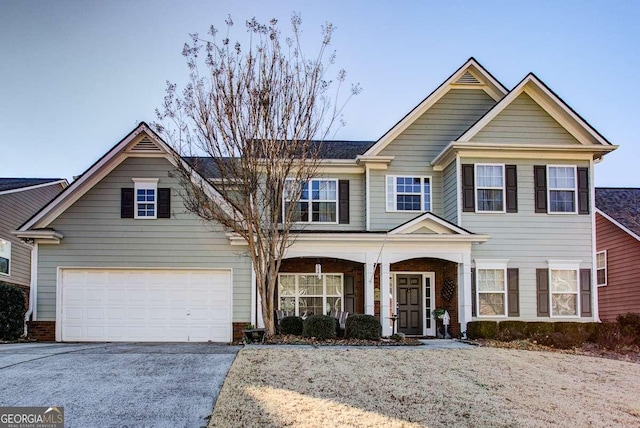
210;347;640;427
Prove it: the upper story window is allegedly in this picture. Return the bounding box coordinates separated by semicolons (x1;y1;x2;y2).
548;166;577;213
133;178;158;219
475;164;504;212
284;179;337;223
386;175;431;212
596;250;607;286
0;239;10;276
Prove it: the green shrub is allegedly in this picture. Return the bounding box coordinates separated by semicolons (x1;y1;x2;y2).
553;322;590;345
495;321;528;341
345;314;381;340
0;283;26;341
466;321;498;340
526;322;555;337
617;313;640;345
592;322;636;350
302;315;337;340
280;316;304;336
534;332;581;349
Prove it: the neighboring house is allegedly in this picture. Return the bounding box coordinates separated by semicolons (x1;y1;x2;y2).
595;188;640;321
0;178;67;292
16;58;616;343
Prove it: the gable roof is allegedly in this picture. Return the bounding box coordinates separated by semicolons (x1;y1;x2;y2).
362;57;508;157
17;122;235;233
0;178;67;194
388;212;475;236
596;188;640;240
456;73;612;146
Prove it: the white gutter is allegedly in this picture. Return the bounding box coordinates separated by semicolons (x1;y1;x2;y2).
24;243;38;336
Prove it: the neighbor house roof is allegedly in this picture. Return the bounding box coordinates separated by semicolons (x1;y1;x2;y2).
0;178;66;193
596;188;640;238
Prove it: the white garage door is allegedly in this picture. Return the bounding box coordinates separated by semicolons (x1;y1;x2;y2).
59;269;232;342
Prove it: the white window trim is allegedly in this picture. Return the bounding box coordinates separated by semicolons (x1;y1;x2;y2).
0;239;10;277
547;165;578;215
596;250;607;287
284;178;339;224
474;259;508;317
277;273;344;316
548;260;581;318
385;175;432;213
474;164;506;214
133;178;159;220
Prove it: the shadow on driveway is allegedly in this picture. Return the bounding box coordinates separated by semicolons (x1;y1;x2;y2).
0;343;240;428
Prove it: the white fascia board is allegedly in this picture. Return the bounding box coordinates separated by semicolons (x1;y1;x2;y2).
0;179;68;196
389;212;470;235
596;208;640;242
227;232;490;245
13;229;63;244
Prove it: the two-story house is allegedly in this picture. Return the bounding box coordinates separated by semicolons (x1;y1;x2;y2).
16;58;616;342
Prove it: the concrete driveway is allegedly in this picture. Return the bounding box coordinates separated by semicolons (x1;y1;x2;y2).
0;342;240;428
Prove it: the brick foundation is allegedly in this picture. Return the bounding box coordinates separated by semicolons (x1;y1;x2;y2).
232;322;248;342
28;321;56;341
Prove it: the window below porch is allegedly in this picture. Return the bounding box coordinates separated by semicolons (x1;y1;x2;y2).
278;273;343;317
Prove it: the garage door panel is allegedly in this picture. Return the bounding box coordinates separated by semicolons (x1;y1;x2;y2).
60;269;232;342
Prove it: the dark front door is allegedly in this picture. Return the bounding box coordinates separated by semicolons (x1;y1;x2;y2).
397;274;422;336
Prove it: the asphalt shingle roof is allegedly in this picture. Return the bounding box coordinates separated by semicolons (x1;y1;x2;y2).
0;178;63;192
595;187;640;237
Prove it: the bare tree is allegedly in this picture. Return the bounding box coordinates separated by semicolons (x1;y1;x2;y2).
155;14;358;336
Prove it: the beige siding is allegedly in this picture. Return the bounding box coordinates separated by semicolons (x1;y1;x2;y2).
0;184;64;286
462;158;594;321
443;161;458;224
291;172;365;231
37;157;252;321
471;92;581;145
371;89;496;230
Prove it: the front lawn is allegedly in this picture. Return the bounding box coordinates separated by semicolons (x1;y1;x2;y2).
210;347;640;427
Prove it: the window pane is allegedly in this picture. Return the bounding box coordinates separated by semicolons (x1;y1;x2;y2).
279;275;296;296
326;275;342;296
477;165;503;188
312;180;336;200
285;201;309;222
0;257;8;275
299;297;323;317
597;269;606;285
423;180;431;211
311;202;336;222
477;189;504;211
596;252;606;269
549;167;575;189
396;194;421;211
326;296;342;312
552;293;577;316
479;293;505;316
549;190;575;212
280;297;295;313
299;275;323;295
551;270;578;292
396;177;421;193
478;269;505;292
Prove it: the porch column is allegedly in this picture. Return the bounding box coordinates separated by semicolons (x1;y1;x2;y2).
458;253;472;337
364;255;376;316
380;258;392;336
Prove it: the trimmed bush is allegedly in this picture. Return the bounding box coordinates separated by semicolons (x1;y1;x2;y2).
553;322;590;345
302;315;337;340
280;316;304;336
466;321;498;340
0;283;26;341
526;322;555;337
534;332;581;349
617;313;640;345
496;321;528;342
345;314;381;340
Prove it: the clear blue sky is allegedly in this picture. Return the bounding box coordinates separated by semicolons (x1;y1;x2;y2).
1;0;638;186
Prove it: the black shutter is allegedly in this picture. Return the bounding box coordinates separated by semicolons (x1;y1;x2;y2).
462;164;475;212
158;188;171;218
505;165;518;213
536;268;550;317
577;167;589;215
580;269;592;317
344;275;355;314
507;268;519;317
121;188;134;218
534;166;547;213
338;180;350;224
471;268;476;317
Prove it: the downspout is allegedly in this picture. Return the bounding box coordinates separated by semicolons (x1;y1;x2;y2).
24;242;38;336
590;159;600;322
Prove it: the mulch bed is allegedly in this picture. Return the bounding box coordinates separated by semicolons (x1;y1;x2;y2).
239;334;424;346
474;338;640;364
